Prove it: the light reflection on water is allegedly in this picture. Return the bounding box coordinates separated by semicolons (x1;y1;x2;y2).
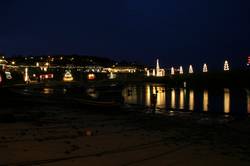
171;89;176;109
145;85;151;107
247;89;250;114
43;88;54;94
189;90;194;111
123;84;249;115
224;89;230;114
203;90;209;112
154;86;166;108
179;89;184;109
123;86;138;104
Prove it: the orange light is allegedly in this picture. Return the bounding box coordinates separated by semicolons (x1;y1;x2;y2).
88;73;95;80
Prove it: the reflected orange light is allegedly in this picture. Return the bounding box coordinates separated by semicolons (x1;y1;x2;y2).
145;85;151;107
171;89;176;109
155;86;166;108
189;90;194;111
179;89;184;109
224;89;230;113
203;90;209;112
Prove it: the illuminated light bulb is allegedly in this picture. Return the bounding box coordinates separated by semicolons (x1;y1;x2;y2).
189;65;194;74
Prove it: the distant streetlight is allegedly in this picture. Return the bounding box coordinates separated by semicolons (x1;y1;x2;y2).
11;61;15;65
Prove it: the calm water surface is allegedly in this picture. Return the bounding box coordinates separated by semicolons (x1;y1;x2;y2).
122;83;250;115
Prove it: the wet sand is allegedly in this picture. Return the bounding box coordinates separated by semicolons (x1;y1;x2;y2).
0;87;250;166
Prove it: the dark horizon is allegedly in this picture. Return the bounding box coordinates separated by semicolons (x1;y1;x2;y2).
0;0;250;68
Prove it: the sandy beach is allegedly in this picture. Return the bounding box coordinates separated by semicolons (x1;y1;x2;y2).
0;87;250;166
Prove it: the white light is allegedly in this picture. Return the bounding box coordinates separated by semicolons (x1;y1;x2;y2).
152;69;156;76
171;67;175;75
189;65;194;74
24;68;29;82
179;66;183;74
147;70;150;77
203;63;208;73
224;60;230;71
109;72;116;79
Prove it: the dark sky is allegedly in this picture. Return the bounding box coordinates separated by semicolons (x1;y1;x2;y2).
0;0;250;69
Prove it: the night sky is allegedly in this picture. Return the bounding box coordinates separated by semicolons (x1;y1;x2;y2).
0;0;250;69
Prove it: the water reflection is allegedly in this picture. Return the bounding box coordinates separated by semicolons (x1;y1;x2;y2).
124;86;137;104
247;89;250;114
43;88;54;94
224;89;230;113
154;86;166;108
189;90;194;111
86;88;99;98
171;89;176;109
179;89;184;109
145;85;151;107
203;90;209;112
123;84;248;115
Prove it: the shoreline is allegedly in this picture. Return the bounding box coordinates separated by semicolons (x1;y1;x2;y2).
0;87;250;165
